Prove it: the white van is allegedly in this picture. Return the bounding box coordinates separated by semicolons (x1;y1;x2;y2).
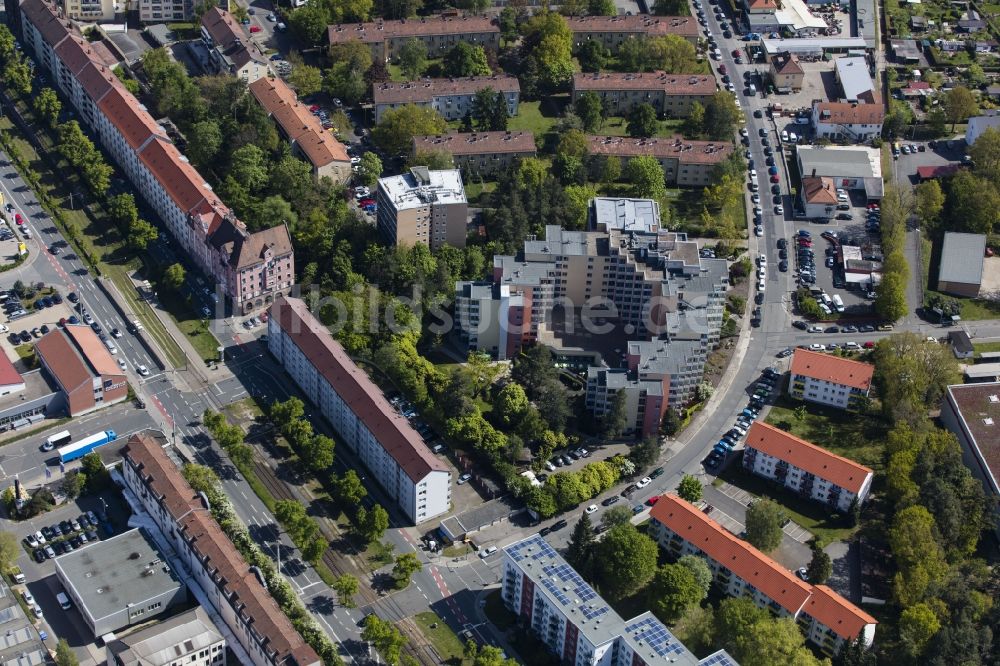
103;338;118;355
712;48;722;59
56;592;72;610
832;294;845;312
748;83;757;95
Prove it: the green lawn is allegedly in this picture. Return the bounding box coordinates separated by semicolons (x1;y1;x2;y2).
764;396;884;469
155;287;222;364
12;344;33;362
464;181;497;205
924;289;1000;320
974;341;1000;355
507;98;567;135
589;116;687;139
413;612;468;665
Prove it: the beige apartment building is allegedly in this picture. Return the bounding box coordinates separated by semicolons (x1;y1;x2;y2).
63;0;115;22
567;15;699;51
327;15;500;62
769;51;804;91
137;0;191;22
373;76;520;123
412;131;536;179
587;135;734;187
376;167;468;249
572;72;716;118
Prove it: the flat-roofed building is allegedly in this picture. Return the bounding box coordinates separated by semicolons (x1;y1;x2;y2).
268;297;451;524
649;494;877;656
249;77;351;183
586;135;734;187
34;325;127;416
940;382;1000;538
796;145;883;199
937;232;986;297
200;7;271;83
572;72;716;118
501;534;738;665
106;607;225;666
373;76;520;123
566;15;699;51
811;101;884;143
743;421;874;511
376;167;467;249
788;348;873;410
412;131;535;179
121;433;321;666
769;51;804;91
55;528;187;637
590;197;661;233
834;56;876;103
327;15;499;62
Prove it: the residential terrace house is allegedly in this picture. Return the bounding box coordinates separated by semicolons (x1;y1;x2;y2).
327;15;500;62
566;15;699;51
586;135;734;187
412;131;536;179
372;76;520;123
788;348;873;410
200;7;270;83
571;72;715;117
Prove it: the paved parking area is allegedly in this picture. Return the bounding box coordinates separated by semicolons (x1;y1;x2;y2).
892;139;966;185
0;303;73;358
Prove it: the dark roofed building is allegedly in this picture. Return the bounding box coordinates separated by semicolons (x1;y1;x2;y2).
941;383;1000;538
412;131;536;178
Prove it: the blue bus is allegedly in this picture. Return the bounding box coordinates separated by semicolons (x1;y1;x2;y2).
58;430;117;464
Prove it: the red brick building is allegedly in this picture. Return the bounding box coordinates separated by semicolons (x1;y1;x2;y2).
35;325;127;416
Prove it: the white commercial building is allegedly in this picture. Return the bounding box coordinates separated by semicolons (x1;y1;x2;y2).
502;534;738;665
788;348;874;410
743;422;874;512
796;145;884;199
649;495;877;657
376;167;468;250
268;296;451;525
834;56;876;103
106;607;226;666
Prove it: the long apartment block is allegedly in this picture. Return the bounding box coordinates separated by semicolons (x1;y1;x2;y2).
372;76;520;123
566;15;699;50
412;131;536;179
267;296;451;525
587;135;734;187
502;534;739;666
121;433;320;666
327;14;499;62
788;349;873;411
20;0;294;315
649;494;877;656
572;72;716;118
743;422;874;512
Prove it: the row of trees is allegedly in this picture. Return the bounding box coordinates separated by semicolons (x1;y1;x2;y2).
873;185;910;322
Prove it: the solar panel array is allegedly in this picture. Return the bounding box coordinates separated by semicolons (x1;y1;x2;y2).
505;534;557;563
699;650;740;666
625;616;686;658
538;563;611;620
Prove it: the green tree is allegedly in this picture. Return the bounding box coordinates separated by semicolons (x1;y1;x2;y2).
970;126;1000;182
833;636;877;666
182;463;220;492
392;552;422;588
601;504;633;529
80;452;111;493
653;0;687;12
806;548;831;584
0;25;15;61
594;523;658;599
107;193;139;228
676;475;702;503
61;471;86;499
661;408;681;436
703;91;741;140
626;155;668;202
334;470;368;507
288;63;323;96
410;148;454;170
162;262;185;291
362;615;406;665
324;62;368;105
443;42;491;77
357;152;383;187
522;10;574;93
186;120;222;167
601;389;629;438
356;503;390;543
565;514;596;576
899;603;941;658
673;604;716;655
587;0;615;15
889;505;948;605
397;38;428;80
301;434;335;471
576;40;608;73
472;88;509;132
2;56;31;96
926;106;947;137
648;562;707;622
947;170;1000;234
644;35;698;73
744;498;786;553
0;532;18;574
574;91;605;132
333;573;359;607
913;179;945;231
373;105;447;156
677;555;712;596
33;88;61;128
627;103;659;138
628;436;662;471
601;155;622;183
873;270;907;322
289;4;330;44
55;639;78;666
944;85;978;131
230;144;269;192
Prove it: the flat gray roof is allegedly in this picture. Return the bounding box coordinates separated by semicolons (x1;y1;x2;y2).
835;57;874;101
107;607;223;666
591;198;661;234
797;146;880;179
762;37;867;55
55;528;183;628
939;232;986;286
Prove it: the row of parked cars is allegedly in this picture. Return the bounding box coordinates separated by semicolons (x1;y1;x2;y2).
2;288;63;322
25;510;108;562
545;447;591;470
707;367;779;468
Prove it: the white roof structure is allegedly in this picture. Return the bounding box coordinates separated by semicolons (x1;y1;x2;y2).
762;37;868;55
967;111;1000;145
835;57;875;102
939;232;986;286
591;197;661;233
377;166;466;212
796;146;883;198
774;0;827;31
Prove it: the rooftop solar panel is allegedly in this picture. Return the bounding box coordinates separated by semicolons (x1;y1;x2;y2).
625;616;686;658
699;650;740;666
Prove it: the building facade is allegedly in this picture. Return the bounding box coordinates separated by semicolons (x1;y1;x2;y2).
788;348;873;410
412;131;536;179
768;51;804;91
566;15;699;51
649;495;877;656
106;607;226;666
586;135;734;187
34;325;127;416
121;434;321;666
327;15;500;62
373;76;520;123
743;422;874;512
249;77;352;183
200;7;271;83
376;167;468;249
811;101;884;143
138;0;192;22
502;534;738;666
20;0;294;314
572;72;716;118
62;0;116;22
267;296;451;524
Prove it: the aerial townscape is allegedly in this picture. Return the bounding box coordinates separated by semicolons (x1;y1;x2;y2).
0;0;996;661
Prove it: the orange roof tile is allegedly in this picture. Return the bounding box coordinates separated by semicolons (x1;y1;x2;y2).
587;135;734;165
790;348;874;391
138;139;213;214
814;102;885;126
650;494;812;613
327;15;499;45
77;62;120;104
802;585;877;641
745;422;873;494
566;14;698;38
574;71;716;95
99;87;163;150
64;324;121;376
801;176;838;204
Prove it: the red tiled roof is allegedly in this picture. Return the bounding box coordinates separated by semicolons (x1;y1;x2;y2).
0;350;22;389
814;102;885;126
771;52;803;75
123;432;204;521
587;135;733;165
99;87;163;150
802;585;877;641
413;131;536;156
802;176;838;204
327;15;498;45
270;297;448;482
34;329;90;392
23;0;72;49
212;220;293;270
64;324;121;376
249;77;349;169
77;62;120;104
566;14;698;38
373;76;520;105
201;6;244;49
574;71;716;95
745;422;873;494
917;164;961;180
138;139;213;214
790;348;874;391
650;494;813;613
